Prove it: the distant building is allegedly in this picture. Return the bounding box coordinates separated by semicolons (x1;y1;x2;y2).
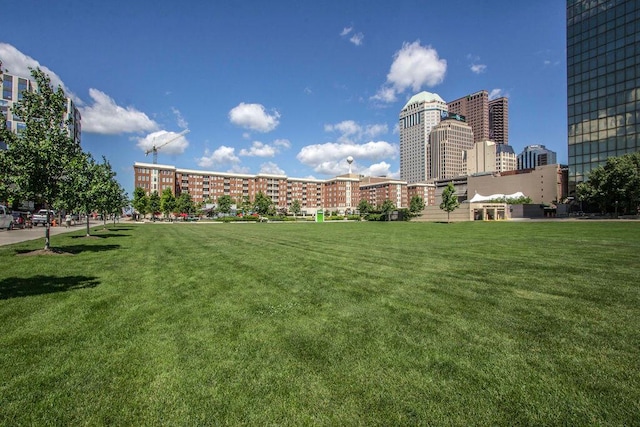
567;0;640;195
0;72;81;147
399;91;448;184
466;140;497;176
447;90;489;143
359;176;408;211
134;162;410;215
468;163;568;205
407;182;436;207
488;97;509;145
496;144;517;172
429;117;475;180
517;144;557;170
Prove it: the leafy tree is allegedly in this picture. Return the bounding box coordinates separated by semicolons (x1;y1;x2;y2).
160;187;176;219
93;157;126;227
253;191;273;215
409;195;425;216
379;199;396;221
440;182;460;223
358;199;372;216
56;151;97;236
0;67;82;250
577;152;640;215
132;187;149;220
217;195;233;215
148;191;161;221
290;199;301;218
240;195;252;215
176;192;195;216
486;195;533;204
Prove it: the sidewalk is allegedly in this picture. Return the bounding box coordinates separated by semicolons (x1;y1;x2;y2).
0;221;95;247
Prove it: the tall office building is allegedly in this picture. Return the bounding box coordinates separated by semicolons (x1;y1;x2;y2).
429;117;475;180
399;91;448;183
447;90;489;143
567;0;639;195
517;144;557;170
489;97;509;145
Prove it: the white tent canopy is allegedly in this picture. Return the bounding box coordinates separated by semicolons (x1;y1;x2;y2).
468;192;526;203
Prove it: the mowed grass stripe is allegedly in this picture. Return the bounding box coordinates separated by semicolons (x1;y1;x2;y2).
0;221;638;425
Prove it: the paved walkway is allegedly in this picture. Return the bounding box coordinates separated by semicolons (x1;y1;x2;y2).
0;221;101;247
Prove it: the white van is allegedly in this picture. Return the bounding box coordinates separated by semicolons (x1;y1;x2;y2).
0;205;13;230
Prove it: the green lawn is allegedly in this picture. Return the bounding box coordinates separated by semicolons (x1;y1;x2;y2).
0;221;638;425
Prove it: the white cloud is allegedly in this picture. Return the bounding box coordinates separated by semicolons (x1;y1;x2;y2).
372;41;447;103
304;87;313;95
239;141;276;157
297;140;398;175
350;33;364;46
0;43;76;101
229;102;280;132
239;138;290;157
470;64;487;74
273;138;291;149
259;161;285;175
340;27;353;36
360;161;395;178
324;120;388;144
197;146;240;168
136;130;190;156
82;89;159;134
489;88;510;100
172;107;188;129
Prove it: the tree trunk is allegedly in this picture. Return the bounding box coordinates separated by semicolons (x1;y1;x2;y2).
85;213;91;237
447;210;450;224
44;208;51;250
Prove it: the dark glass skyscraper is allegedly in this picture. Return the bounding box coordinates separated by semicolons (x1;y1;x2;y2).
566;0;640;195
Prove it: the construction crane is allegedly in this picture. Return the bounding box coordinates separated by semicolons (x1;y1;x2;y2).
145;129;190;164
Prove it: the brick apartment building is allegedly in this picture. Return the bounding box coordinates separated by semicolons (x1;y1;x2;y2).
133;162;429;214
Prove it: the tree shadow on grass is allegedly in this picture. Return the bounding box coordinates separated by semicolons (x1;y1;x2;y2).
70;233;130;239
0;275;100;300
15;244;121;255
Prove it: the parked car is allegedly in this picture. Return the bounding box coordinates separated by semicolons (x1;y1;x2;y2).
32;209;57;226
0;205;13;230
11;212;28;229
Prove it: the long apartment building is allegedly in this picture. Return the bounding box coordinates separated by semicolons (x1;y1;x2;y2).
134;162;429;214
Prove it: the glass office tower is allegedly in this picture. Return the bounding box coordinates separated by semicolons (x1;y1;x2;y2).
566;0;640;196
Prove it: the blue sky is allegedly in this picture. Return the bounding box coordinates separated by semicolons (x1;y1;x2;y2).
1;0;566;193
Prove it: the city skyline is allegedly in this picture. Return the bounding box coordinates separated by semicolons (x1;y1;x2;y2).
1;1;566;193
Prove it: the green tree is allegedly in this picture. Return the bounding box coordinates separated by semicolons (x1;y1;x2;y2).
440;182;459;223
379;199;396;221
92;157;126;227
253;191;273;216
148;191;161;221
358;199;372;216
577;152;640;215
217;195;233;215
132;187;149;220
160;188;176;219
240;195;252;215
409;195;425;216
290;199;301;218
176;192;195;216
56;152;98;236
0;67;82;250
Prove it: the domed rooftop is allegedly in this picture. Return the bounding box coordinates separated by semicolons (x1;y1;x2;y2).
402;91;445;109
